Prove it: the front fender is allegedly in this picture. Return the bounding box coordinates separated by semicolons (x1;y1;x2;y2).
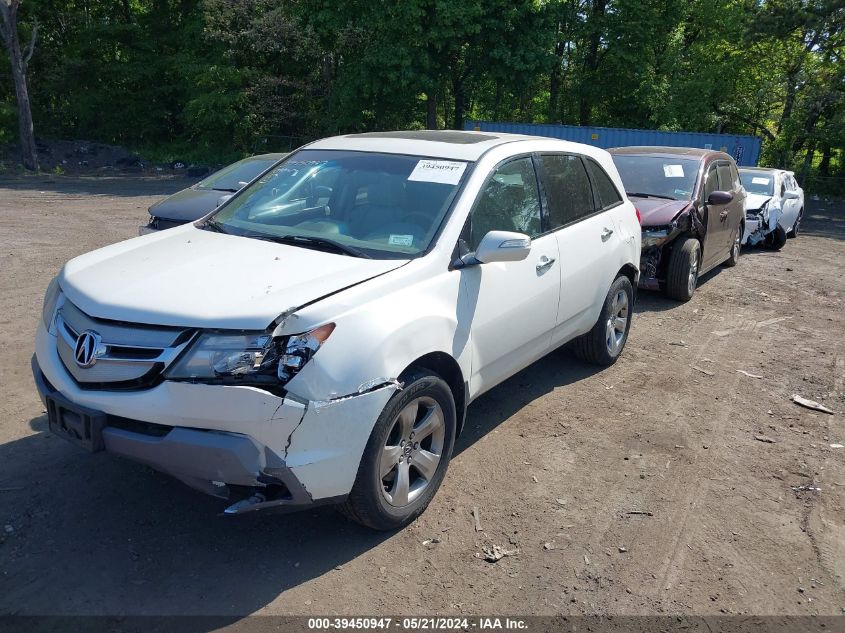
284;271;467;402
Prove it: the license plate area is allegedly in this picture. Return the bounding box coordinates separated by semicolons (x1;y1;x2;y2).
46;394;106;452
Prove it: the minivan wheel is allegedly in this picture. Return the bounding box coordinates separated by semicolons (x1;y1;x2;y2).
665;237;701;302
339;369;456;531
765;224;787;251
572;274;633;366
724;226;741;267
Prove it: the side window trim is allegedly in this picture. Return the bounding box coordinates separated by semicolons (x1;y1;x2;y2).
702;162;719;203
531;152;553;234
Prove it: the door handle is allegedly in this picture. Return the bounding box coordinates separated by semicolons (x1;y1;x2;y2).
536;256;556;274
601;227;614;242
720;210;729;221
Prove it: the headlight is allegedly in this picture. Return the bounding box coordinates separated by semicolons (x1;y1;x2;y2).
165;323;335;389
41;277;63;333
278;322;335;381
641;228;672;249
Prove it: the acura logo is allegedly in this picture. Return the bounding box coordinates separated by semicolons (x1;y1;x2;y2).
74;330;102;368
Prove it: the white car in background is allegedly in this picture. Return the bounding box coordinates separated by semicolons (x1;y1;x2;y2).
739;167;805;250
34;131;641;530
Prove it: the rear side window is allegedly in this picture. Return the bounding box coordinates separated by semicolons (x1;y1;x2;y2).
586;159;623;209
717;162;733;191
539;154;595;229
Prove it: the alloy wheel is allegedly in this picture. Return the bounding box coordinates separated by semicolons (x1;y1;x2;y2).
687;250;699;296
379;396;445;507
605;289;629;355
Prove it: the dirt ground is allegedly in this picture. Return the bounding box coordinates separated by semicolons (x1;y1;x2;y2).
0;174;843;619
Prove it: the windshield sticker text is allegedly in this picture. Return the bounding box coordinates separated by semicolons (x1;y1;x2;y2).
408;160;467;185
663;164;685;178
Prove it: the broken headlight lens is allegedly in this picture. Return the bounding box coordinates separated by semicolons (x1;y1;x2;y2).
165;323;335;386
641;228;672;249
278;323;335;382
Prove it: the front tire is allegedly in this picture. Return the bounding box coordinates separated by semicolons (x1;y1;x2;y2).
665;237;700;302
340;369;456;531
572;274;633;366
765;224;787;250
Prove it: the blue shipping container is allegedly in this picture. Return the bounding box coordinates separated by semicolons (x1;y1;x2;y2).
465;120;762;167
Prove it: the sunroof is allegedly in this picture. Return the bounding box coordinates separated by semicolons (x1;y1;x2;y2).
347;131;498;145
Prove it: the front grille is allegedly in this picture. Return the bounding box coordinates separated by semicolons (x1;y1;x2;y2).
55;300;195;390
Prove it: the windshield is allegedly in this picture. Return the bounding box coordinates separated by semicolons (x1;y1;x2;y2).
195;156;280;192
739;170;775;196
611;155;701;200
206;150;469;258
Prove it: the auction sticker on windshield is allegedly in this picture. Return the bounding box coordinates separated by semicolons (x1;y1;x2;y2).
752;177;770;185
663;164;685;178
408;159;467;185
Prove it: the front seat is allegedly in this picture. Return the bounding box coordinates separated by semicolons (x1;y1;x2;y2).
351;178;406;239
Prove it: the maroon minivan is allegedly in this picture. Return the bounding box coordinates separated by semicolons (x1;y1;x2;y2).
609;147;746;301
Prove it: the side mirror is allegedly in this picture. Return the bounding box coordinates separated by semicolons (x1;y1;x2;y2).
783;190;800;200
470;230;532;265
707;190;733;206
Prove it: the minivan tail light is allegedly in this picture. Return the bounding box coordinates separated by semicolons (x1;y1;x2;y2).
635;208;642;224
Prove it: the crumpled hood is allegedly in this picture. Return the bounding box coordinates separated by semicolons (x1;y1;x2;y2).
149;187;229;223
59;226;408;329
745;193;774;212
631;197;692;227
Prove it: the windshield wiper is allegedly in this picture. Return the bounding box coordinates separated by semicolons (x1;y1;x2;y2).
211;187;238;193
626;192;677;201
201;218;230;234
246;233;372;259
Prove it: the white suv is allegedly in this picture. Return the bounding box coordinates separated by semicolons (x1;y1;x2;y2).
34;131;641;530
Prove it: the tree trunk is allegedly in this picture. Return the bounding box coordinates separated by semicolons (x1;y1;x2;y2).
548;66;560;122
0;1;38;171
452;74;465;131
818;143;831;177
425;92;437;130
799;141;815;187
578;0;607;127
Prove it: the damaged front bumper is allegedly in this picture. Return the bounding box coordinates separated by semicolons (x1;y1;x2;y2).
743;204;782;246
33;322;398;513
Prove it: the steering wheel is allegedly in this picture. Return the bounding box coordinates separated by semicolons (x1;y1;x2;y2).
402;212;433;230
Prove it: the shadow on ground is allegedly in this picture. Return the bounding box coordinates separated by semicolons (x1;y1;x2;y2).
0;352;602;622
800;197;845;241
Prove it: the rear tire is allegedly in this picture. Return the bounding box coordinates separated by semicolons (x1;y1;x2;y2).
723;225;741;268
339;368;456;531
788;208;803;238
765;224;787;251
572;275;633;366
665;238;700;302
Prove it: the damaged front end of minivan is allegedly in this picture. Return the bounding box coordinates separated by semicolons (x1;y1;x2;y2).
638;205;703;290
